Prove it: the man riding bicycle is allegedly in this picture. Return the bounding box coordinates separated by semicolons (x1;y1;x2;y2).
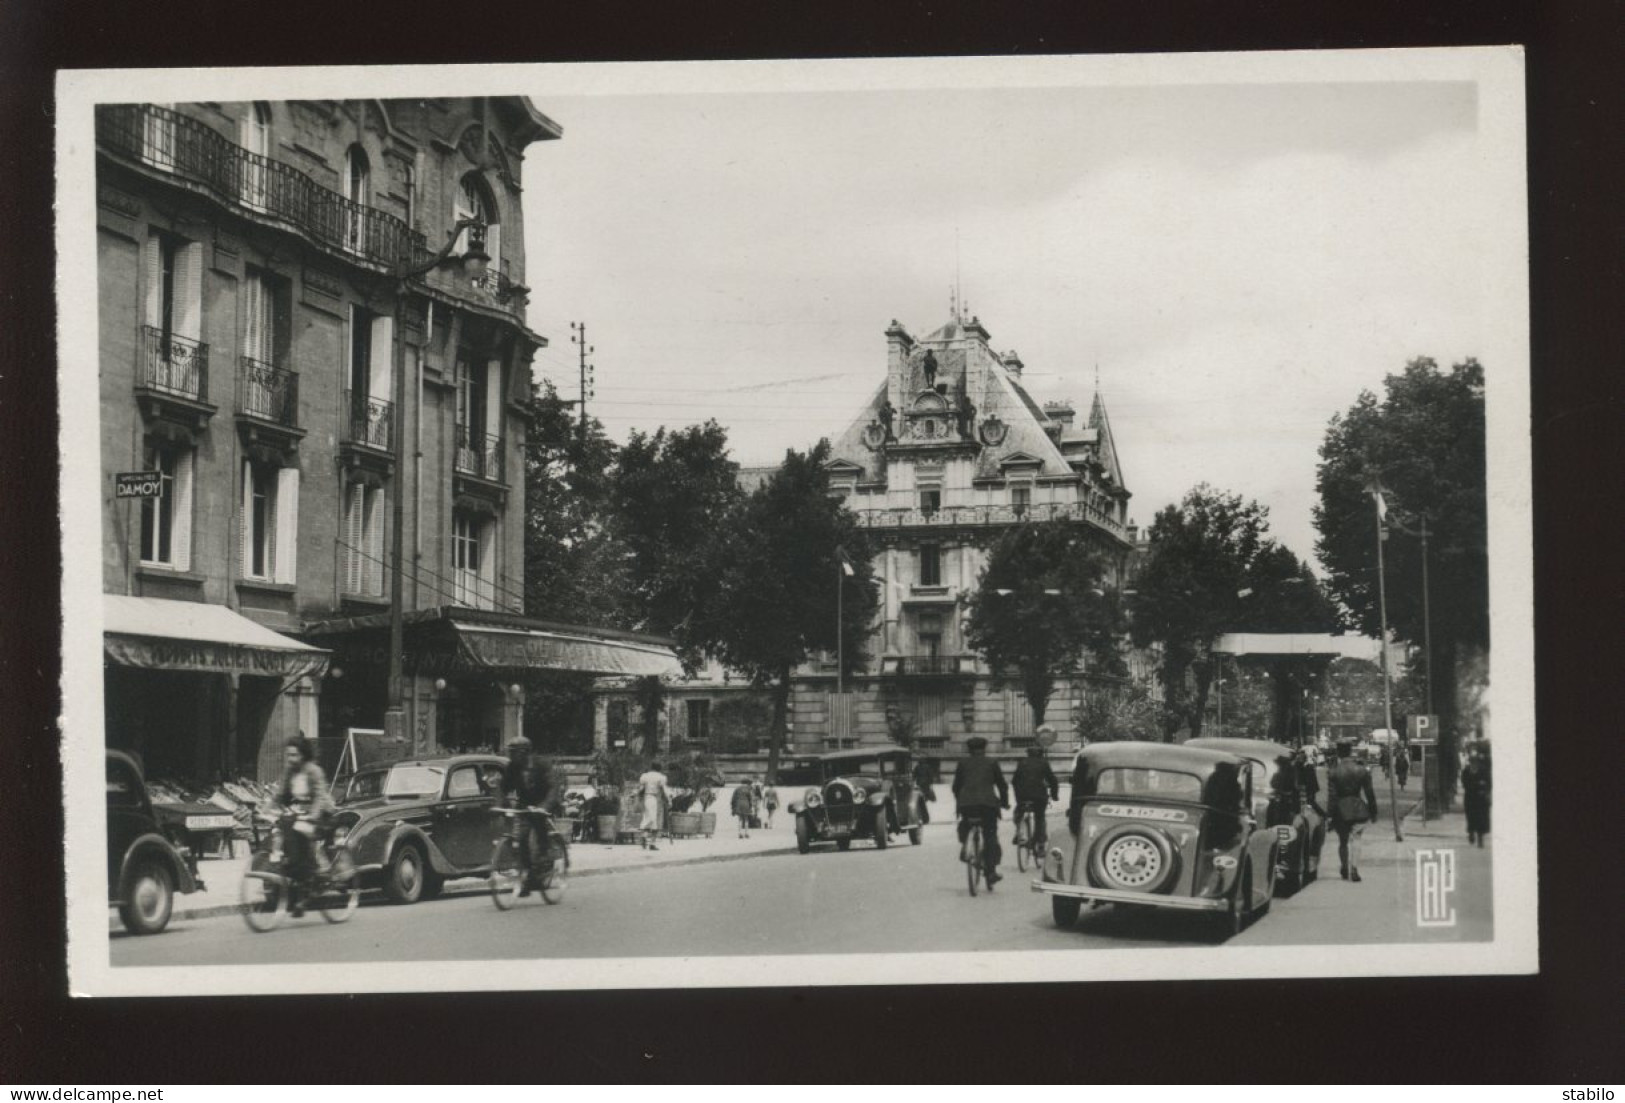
953;736;1009;887
500;737;554;898
1011;742;1059;853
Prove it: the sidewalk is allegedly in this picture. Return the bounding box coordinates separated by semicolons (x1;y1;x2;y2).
113;815;808;928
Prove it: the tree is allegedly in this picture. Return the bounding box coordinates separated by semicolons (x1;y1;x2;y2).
701;441;879;780
1130;485;1275;737
1077;678;1171;743
1232;544;1344;742
964;519;1124;727
1314;357;1487;785
610;422;741;667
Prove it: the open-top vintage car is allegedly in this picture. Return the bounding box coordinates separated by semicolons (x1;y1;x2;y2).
788;747;926;853
1034;742;1281;938
1187;736;1326;893
332;753;509;904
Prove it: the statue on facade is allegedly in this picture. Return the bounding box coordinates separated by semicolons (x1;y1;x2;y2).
957;393;977;439
878;398;896;440
921;349;939;389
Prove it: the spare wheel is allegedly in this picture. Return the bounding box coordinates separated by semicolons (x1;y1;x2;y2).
1089;823;1178;894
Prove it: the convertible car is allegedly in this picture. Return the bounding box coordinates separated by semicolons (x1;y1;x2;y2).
332;754;509;904
1033;742;1282;938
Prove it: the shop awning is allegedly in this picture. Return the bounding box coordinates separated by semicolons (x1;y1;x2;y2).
448;621;680;677
300;606;682;679
104;595;330;679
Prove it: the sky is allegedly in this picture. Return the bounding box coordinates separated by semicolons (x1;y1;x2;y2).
519;79;1490;569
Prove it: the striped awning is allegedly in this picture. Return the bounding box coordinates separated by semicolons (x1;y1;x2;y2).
104;595;330;679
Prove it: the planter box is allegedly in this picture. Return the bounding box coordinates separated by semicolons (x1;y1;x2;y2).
669;811;701;837
596;814;621;842
698;811;717;838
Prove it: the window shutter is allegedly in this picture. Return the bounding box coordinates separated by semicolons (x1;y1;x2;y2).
240;460;254;578
174;242;203;342
343;483;363;593
369;314;394;406
365;487;386;595
142;235;163;328
274;467;299;584
478;518;497;609
172;449;194;572
484;359;504;443
486;221;501;272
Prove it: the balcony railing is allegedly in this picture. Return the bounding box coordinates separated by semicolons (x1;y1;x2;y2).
885;655;963;677
238;357;299;426
137;326;209;402
455;425;504;483
854;500;1123;535
97;104;429;272
344;391;395;452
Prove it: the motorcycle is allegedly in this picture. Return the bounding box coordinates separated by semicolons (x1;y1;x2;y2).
239;805;360;932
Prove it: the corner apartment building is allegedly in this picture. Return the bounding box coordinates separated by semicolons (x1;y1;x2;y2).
96;96;677;786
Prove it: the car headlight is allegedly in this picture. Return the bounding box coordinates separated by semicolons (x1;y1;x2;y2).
851;786;867;802
1212;855;1238;870
804;789;822;808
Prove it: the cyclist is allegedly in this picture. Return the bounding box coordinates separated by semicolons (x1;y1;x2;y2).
953;736;1009;887
276;734;334;916
1010;743;1059;854
501;737;553;897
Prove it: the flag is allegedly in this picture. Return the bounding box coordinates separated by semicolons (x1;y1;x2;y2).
1365;479;1388;521
835;545;855;577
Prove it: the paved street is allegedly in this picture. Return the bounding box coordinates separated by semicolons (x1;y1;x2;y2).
111;807;1491;966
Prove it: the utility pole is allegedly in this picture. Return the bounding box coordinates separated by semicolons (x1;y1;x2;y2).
1369;478;1404;842
1420;514;1433;716
570;321;594;447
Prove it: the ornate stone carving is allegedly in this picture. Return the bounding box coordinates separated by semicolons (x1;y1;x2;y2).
978;415;1008;447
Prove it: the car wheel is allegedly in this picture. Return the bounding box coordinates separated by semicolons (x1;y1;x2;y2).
384;842;426;905
1089;824;1178;894
795;816;811;854
1052;896;1082;929
873;812;889;849
120;860;174;935
908;826;922;846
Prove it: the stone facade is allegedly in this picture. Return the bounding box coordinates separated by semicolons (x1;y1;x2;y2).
96;96;561;783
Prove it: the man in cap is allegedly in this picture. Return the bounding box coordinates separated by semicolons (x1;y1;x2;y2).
1010;743;1060;854
501;736;552;896
1326;738;1378;882
952;736;1010;887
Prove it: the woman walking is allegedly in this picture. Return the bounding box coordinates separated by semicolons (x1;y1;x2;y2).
1461;743;1492;846
761;783;779;829
638;764;669;851
731;781;757;838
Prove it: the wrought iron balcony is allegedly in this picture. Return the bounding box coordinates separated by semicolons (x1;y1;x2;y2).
343;391;395;452
97;104;429;272
455;425;505;484
137;326;209;402
238;357;299;426
883;655;963;677
854;500;1123;535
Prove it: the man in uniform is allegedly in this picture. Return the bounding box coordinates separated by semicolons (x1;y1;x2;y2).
1326;738;1379;882
953;736;1010;887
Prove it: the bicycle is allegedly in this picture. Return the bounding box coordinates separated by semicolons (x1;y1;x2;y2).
490;807;570;909
239;809;360;933
959;814;985;896
1012;803;1045;872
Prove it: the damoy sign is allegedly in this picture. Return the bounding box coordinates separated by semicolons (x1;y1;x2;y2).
115;471;163;499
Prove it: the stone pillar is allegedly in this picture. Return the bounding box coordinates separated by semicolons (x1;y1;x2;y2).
885;320;914;414
502;684;524;747
592;694;609;751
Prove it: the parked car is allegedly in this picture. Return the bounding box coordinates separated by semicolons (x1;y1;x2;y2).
332;754;509;904
789;747;927;853
1186;737;1326;893
106;750;202;935
1035;742;1281;938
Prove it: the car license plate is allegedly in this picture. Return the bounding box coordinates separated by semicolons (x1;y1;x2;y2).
186;815;236;830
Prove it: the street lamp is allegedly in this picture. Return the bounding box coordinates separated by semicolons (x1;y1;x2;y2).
382;217;490;744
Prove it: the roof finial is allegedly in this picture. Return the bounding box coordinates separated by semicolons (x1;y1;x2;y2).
1094;361;1100;392
954;223;963;323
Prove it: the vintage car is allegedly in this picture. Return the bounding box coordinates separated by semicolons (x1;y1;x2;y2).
1187;736;1326;893
332;754;509;904
1033;742;1282;937
106;750;203;935
788;747;927;853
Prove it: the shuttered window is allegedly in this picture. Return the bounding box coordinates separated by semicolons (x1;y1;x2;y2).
139;445;193;570
342;483;385;596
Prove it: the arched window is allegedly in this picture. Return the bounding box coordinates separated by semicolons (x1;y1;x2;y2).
454;172;499;279
344;144;371;255
238;102;272;209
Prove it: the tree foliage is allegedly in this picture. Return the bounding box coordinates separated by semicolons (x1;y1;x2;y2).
963;519;1124;726
700;440;879;779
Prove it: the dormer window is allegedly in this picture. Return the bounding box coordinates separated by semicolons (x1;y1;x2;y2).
919;488;941;515
1011;485;1031;516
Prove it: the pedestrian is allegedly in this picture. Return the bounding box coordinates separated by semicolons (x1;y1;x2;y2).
1461;742;1491;846
762;783;779;829
731;779;756;838
750;779;765;829
637;763;669;851
952;736;1009;888
1325;738;1379;882
1395;745;1410;789
912;757;936;824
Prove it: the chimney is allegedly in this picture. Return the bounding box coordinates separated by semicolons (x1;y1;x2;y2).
1002;349;1024;378
1043;400;1076;431
885;319;914;411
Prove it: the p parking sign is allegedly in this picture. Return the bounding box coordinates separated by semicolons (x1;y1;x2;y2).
115;471;164;499
1408;714;1438;745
